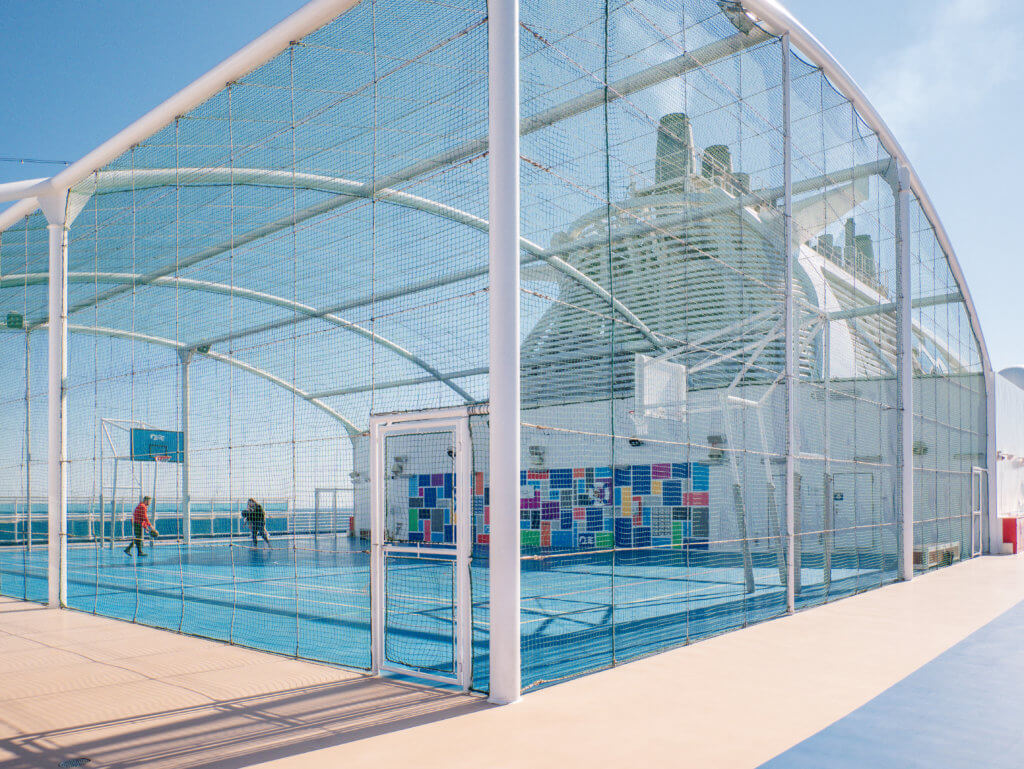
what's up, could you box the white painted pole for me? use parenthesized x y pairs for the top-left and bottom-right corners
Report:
(487, 0), (522, 705)
(180, 350), (192, 545)
(151, 459), (159, 547)
(25, 331), (32, 552)
(98, 420), (104, 546)
(109, 458), (118, 550)
(40, 193), (69, 608)
(368, 421), (383, 676)
(781, 34), (796, 614)
(456, 417), (473, 690)
(985, 366), (998, 554)
(895, 165), (914, 581)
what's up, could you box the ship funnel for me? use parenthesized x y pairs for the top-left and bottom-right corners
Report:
(855, 234), (876, 277)
(702, 144), (733, 184)
(844, 218), (856, 268)
(655, 113), (695, 186)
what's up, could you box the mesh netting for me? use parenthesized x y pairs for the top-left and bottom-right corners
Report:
(908, 198), (986, 570)
(511, 0), (987, 689)
(0, 0), (990, 697)
(1, 0), (491, 687)
(0, 212), (48, 603)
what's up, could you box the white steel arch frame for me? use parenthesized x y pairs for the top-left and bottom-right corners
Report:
(0, 324), (361, 435)
(68, 325), (362, 435)
(2, 271), (476, 404)
(42, 168), (664, 352)
(0, 2), (984, 385)
(0, 0), (523, 706)
(0, 0), (993, 704)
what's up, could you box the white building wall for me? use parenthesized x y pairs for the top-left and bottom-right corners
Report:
(996, 373), (1024, 515)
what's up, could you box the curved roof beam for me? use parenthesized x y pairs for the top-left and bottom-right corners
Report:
(63, 324), (362, 436)
(7, 23), (778, 347)
(740, 0), (991, 379)
(154, 161), (891, 352)
(43, 167), (664, 352)
(0, 20), (769, 234)
(7, 270), (475, 403)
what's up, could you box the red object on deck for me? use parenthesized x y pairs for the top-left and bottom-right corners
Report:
(1002, 517), (1023, 554)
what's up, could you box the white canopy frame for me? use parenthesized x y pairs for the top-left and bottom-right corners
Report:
(0, 0), (995, 706)
(4, 270), (476, 403)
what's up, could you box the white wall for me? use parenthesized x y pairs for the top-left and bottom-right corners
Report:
(996, 374), (1024, 515)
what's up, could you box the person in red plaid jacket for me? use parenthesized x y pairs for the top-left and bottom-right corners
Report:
(124, 496), (157, 556)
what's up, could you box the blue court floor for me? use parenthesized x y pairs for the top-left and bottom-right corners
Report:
(0, 537), (890, 692)
(759, 594), (1024, 768)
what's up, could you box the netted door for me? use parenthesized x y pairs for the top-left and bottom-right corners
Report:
(971, 467), (987, 557)
(370, 412), (471, 688)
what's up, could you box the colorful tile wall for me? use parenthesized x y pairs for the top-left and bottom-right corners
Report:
(481, 462), (710, 550)
(406, 463), (711, 550)
(406, 473), (456, 544)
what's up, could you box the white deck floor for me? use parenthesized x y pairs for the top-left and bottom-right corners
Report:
(2, 555), (1023, 769)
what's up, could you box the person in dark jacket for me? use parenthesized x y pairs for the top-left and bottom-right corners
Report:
(244, 498), (271, 547)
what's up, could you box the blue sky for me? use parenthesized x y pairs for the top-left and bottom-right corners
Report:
(0, 0), (1019, 370)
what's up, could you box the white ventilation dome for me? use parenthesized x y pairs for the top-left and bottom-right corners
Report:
(1000, 367), (1024, 391)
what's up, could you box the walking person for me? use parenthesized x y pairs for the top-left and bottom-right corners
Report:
(124, 495), (157, 556)
(245, 498), (271, 547)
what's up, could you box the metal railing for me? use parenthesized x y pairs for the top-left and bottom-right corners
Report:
(0, 496), (354, 545)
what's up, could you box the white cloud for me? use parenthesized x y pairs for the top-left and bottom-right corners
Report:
(867, 0), (1020, 138)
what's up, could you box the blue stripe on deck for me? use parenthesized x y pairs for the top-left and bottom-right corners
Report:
(759, 597), (1024, 768)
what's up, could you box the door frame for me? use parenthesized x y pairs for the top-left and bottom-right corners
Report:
(971, 466), (987, 558)
(369, 407), (472, 689)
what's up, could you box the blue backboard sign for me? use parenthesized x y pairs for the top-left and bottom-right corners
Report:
(130, 428), (183, 463)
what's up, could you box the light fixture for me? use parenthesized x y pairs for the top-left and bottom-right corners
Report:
(708, 434), (725, 462)
(390, 456), (405, 478)
(528, 445), (545, 467)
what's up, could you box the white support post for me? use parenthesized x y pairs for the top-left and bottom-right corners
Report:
(109, 458), (119, 550)
(98, 422), (104, 546)
(781, 34), (796, 613)
(895, 165), (914, 581)
(985, 368), (998, 554)
(180, 349), (193, 545)
(368, 423), (383, 676)
(487, 0), (522, 705)
(151, 459), (159, 546)
(25, 331), (32, 551)
(40, 192), (70, 608)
